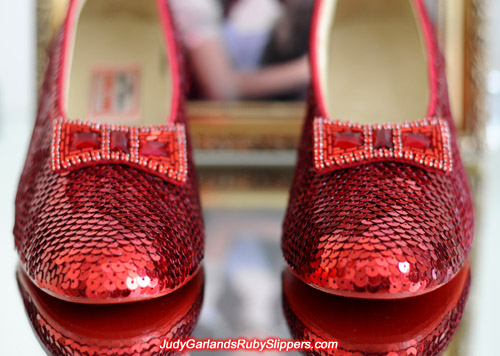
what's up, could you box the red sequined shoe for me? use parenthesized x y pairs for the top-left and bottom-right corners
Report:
(14, 0), (204, 304)
(282, 0), (474, 299)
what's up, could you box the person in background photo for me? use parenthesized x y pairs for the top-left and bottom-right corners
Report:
(170, 0), (313, 100)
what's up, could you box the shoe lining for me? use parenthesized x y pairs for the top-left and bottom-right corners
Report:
(66, 0), (172, 126)
(319, 0), (429, 124)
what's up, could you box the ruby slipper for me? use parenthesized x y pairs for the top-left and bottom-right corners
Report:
(14, 0), (204, 304)
(282, 0), (474, 299)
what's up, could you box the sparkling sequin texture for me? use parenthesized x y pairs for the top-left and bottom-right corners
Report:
(17, 267), (204, 356)
(14, 0), (204, 304)
(282, 265), (471, 356)
(282, 0), (474, 299)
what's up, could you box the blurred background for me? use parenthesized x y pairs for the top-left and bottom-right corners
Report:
(1, 0), (499, 355)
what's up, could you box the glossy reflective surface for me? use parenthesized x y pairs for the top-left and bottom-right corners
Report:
(283, 261), (470, 355)
(17, 267), (204, 356)
(13, 210), (473, 356)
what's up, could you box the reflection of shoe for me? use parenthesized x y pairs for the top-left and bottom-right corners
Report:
(282, 0), (473, 299)
(283, 261), (470, 355)
(17, 266), (204, 355)
(14, 0), (204, 304)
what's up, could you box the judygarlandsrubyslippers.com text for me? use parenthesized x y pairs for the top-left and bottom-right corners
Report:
(160, 338), (339, 352)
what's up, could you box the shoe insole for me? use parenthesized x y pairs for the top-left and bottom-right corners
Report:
(66, 0), (171, 126)
(321, 0), (429, 124)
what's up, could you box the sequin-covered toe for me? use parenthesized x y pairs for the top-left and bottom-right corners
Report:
(283, 160), (472, 298)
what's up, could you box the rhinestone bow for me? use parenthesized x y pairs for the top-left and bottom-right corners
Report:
(51, 117), (188, 183)
(313, 117), (453, 173)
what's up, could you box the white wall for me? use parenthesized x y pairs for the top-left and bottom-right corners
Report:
(0, 1), (39, 355)
(0, 0), (36, 129)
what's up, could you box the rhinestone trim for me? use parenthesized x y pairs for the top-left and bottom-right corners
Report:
(313, 117), (453, 173)
(51, 117), (188, 183)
